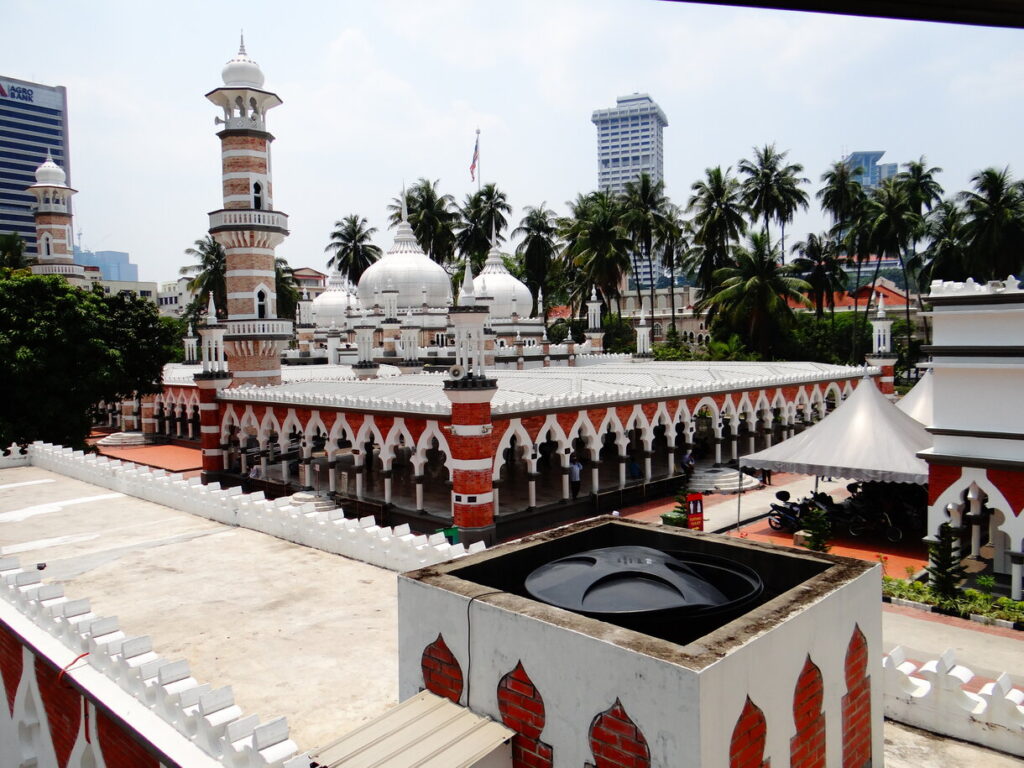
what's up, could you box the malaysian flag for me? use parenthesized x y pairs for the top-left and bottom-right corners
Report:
(469, 133), (479, 181)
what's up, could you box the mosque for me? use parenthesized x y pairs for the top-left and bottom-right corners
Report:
(39, 41), (889, 544)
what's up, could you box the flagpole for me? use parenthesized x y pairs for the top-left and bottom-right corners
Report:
(476, 127), (481, 192)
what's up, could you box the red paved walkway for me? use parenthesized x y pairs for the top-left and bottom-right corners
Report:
(96, 444), (203, 475)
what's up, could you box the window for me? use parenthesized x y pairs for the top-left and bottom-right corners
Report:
(253, 181), (263, 210)
(256, 290), (268, 319)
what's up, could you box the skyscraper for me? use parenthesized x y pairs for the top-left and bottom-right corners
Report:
(0, 76), (71, 251)
(843, 150), (898, 190)
(591, 93), (668, 197)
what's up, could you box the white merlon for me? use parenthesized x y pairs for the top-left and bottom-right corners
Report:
(929, 275), (1022, 297)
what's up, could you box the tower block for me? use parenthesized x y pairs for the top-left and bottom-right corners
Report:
(27, 152), (86, 286)
(205, 38), (291, 387)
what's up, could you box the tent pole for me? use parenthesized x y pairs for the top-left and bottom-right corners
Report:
(814, 475), (819, 494)
(736, 465), (743, 534)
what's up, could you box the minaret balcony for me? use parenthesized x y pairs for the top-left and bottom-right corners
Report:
(209, 209), (289, 234)
(31, 202), (71, 215)
(224, 318), (293, 341)
(32, 263), (85, 277)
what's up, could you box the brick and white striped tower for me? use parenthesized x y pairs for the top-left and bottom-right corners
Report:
(205, 37), (291, 387)
(866, 296), (897, 397)
(26, 152), (86, 286)
(195, 294), (232, 479)
(444, 261), (497, 545)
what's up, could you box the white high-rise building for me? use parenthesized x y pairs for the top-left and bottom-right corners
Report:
(591, 93), (668, 197)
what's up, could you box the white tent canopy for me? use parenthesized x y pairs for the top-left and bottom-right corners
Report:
(741, 379), (931, 484)
(895, 369), (933, 426)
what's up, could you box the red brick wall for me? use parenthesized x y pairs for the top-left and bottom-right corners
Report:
(730, 697), (770, 768)
(97, 708), (159, 768)
(421, 634), (463, 704)
(842, 626), (871, 768)
(588, 699), (650, 768)
(35, 656), (80, 768)
(497, 661), (553, 768)
(987, 468), (1024, 518)
(0, 623), (23, 715)
(927, 464), (962, 505)
(790, 656), (826, 768)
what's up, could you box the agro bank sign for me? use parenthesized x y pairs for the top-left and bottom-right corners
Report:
(0, 80), (65, 110)
(0, 82), (35, 102)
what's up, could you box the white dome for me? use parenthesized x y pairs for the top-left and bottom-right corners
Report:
(358, 217), (452, 310)
(221, 36), (265, 89)
(474, 243), (531, 319)
(34, 153), (66, 187)
(312, 272), (359, 328)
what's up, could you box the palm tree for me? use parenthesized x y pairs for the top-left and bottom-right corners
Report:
(817, 160), (864, 232)
(698, 232), (810, 358)
(685, 166), (747, 298)
(864, 179), (921, 356)
(456, 183), (512, 272)
(621, 172), (671, 316)
(512, 204), (560, 318)
(655, 204), (689, 335)
(180, 236), (227, 319)
(275, 257), (300, 321)
(791, 233), (846, 318)
(324, 214), (382, 284)
(896, 157), (943, 345)
(0, 232), (31, 270)
(560, 191), (632, 315)
(387, 178), (457, 264)
(958, 167), (1024, 281)
(738, 144), (809, 256)
(917, 200), (968, 283)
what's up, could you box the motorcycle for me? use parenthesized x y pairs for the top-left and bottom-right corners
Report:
(768, 490), (806, 533)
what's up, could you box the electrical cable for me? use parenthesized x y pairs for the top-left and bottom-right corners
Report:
(464, 590), (504, 708)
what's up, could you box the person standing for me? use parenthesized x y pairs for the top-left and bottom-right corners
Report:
(569, 454), (584, 500)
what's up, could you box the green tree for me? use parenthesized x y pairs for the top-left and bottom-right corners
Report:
(179, 236), (227, 319)
(776, 313), (870, 365)
(512, 204), (560, 319)
(738, 143), (809, 255)
(801, 505), (831, 552)
(324, 214), (382, 284)
(387, 178), (458, 265)
(917, 200), (969, 282)
(896, 157), (943, 345)
(926, 522), (967, 600)
(685, 166), (748, 297)
(621, 172), (671, 316)
(958, 167), (1024, 281)
(655, 204), (689, 335)
(791, 232), (846, 319)
(818, 160), (864, 233)
(0, 232), (31, 270)
(699, 232), (810, 358)
(560, 191), (632, 315)
(0, 275), (176, 448)
(456, 183), (512, 272)
(275, 257), (300, 321)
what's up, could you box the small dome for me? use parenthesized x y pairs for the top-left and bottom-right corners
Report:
(34, 152), (66, 187)
(312, 271), (359, 328)
(221, 35), (265, 89)
(474, 241), (531, 319)
(358, 213), (452, 310)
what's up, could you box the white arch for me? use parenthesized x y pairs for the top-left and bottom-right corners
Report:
(492, 418), (535, 480)
(382, 417), (416, 465)
(929, 468), (1019, 546)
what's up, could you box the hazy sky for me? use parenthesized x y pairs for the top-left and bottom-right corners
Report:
(7, 1), (1024, 282)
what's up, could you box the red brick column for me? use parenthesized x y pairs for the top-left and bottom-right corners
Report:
(0, 623), (23, 715)
(445, 384), (497, 544)
(194, 375), (229, 478)
(421, 633), (463, 704)
(842, 626), (871, 768)
(866, 355), (896, 396)
(588, 699), (650, 768)
(139, 395), (156, 435)
(730, 697), (770, 768)
(497, 661), (553, 768)
(790, 656), (826, 768)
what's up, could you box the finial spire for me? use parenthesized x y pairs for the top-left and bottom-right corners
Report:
(400, 183), (408, 222)
(460, 259), (476, 306)
(206, 292), (217, 322)
(239, 30), (247, 55)
(490, 219), (496, 249)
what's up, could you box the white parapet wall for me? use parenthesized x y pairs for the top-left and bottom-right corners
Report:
(9, 442), (483, 572)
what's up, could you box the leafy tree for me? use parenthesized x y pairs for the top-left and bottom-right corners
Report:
(0, 275), (176, 448)
(0, 232), (31, 270)
(621, 172), (671, 314)
(896, 157), (943, 347)
(179, 236), (227, 319)
(800, 505), (831, 552)
(655, 203), (689, 334)
(958, 166), (1024, 281)
(917, 200), (969, 282)
(456, 183), (512, 272)
(685, 166), (747, 297)
(926, 522), (967, 600)
(699, 232), (810, 358)
(738, 144), (809, 256)
(776, 313), (870, 365)
(387, 178), (457, 264)
(818, 160), (864, 233)
(275, 257), (300, 321)
(791, 232), (846, 318)
(324, 214), (382, 284)
(600, 314), (635, 354)
(560, 191), (632, 315)
(512, 204), (560, 318)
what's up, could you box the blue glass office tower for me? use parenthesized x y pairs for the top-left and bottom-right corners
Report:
(0, 77), (71, 251)
(843, 151), (897, 190)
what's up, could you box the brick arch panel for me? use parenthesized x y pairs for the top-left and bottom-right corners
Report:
(421, 634), (463, 704)
(97, 708), (159, 768)
(35, 656), (81, 768)
(842, 626), (871, 768)
(791, 656), (826, 768)
(730, 696), (770, 768)
(588, 698), (650, 768)
(0, 624), (22, 715)
(497, 661), (553, 768)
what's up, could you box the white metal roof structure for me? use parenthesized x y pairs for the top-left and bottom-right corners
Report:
(895, 369), (933, 426)
(741, 379), (931, 484)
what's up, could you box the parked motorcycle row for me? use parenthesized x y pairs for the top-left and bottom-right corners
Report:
(768, 482), (927, 543)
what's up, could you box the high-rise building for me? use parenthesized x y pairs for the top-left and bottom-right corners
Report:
(591, 93), (668, 197)
(0, 77), (71, 250)
(72, 247), (139, 281)
(843, 150), (898, 190)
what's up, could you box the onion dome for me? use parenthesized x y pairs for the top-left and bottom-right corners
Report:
(222, 34), (265, 89)
(473, 239), (531, 319)
(33, 150), (67, 187)
(358, 196), (452, 310)
(312, 270), (358, 328)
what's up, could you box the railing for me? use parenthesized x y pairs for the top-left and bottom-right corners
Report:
(33, 263), (85, 276)
(225, 319), (293, 337)
(208, 209), (288, 231)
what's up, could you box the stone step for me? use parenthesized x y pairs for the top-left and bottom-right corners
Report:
(290, 492), (337, 512)
(96, 431), (148, 447)
(687, 467), (762, 495)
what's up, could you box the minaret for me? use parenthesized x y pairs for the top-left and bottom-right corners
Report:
(27, 152), (86, 286)
(205, 36), (291, 387)
(866, 295), (897, 398)
(633, 306), (652, 358)
(444, 259), (497, 545)
(585, 287), (605, 354)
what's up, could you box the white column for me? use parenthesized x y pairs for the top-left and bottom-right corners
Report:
(643, 454), (652, 482)
(415, 478), (424, 511)
(528, 476), (537, 508)
(591, 464), (600, 494)
(715, 442), (723, 465)
(561, 459), (570, 501)
(328, 456), (337, 492)
(1012, 558), (1023, 602)
(384, 472), (392, 504)
(618, 457), (626, 489)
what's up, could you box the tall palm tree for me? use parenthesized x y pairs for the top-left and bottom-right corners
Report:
(324, 214), (382, 284)
(560, 190), (632, 315)
(698, 231), (810, 358)
(817, 160), (864, 232)
(685, 166), (747, 298)
(655, 203), (689, 335)
(917, 200), (968, 283)
(180, 236), (227, 319)
(387, 178), (457, 265)
(896, 157), (943, 345)
(0, 232), (31, 270)
(512, 204), (560, 318)
(791, 232), (846, 318)
(738, 144), (809, 256)
(456, 183), (512, 272)
(958, 167), (1024, 281)
(621, 172), (671, 316)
